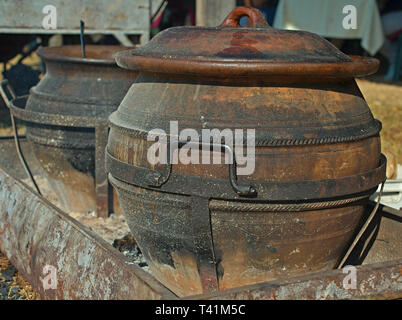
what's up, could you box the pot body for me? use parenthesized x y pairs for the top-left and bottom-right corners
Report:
(107, 72), (383, 297)
(26, 45), (137, 213)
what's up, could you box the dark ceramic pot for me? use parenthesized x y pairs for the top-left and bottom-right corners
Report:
(107, 7), (385, 296)
(13, 45), (138, 213)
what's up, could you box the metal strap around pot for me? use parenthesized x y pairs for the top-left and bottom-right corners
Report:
(190, 196), (219, 293)
(8, 95), (100, 128)
(106, 149), (387, 201)
(109, 121), (383, 148)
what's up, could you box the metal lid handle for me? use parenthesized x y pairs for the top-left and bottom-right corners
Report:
(219, 6), (270, 28)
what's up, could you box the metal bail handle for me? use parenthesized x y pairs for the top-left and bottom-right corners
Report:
(141, 139), (257, 197)
(219, 6), (270, 28)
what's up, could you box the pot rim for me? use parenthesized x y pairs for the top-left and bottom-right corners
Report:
(115, 52), (379, 79)
(37, 45), (132, 65)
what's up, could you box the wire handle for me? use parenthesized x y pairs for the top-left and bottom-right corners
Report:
(0, 80), (42, 195)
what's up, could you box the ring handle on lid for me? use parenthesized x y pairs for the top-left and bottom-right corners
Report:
(220, 6), (270, 28)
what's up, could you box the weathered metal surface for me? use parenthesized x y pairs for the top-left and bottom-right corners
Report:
(188, 259), (402, 300)
(14, 45), (138, 215)
(0, 0), (151, 45)
(0, 167), (177, 300)
(107, 7), (384, 297)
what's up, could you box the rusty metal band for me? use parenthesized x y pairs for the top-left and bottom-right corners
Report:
(209, 193), (373, 212)
(106, 150), (386, 201)
(254, 121), (381, 146)
(108, 120), (382, 147)
(109, 173), (371, 212)
(9, 96), (103, 128)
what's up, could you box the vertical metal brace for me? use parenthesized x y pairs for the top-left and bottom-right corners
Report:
(95, 121), (112, 218)
(190, 196), (219, 293)
(337, 181), (386, 269)
(174, 140), (256, 293)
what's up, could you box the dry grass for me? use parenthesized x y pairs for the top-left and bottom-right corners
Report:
(11, 273), (41, 300)
(0, 252), (11, 270)
(357, 79), (402, 163)
(0, 53), (41, 81)
(0, 126), (26, 136)
(0, 251), (40, 300)
(0, 54), (38, 135)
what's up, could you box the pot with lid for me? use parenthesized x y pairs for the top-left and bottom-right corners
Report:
(7, 45), (138, 214)
(106, 7), (386, 297)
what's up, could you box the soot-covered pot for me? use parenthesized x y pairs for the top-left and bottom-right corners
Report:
(11, 45), (138, 213)
(106, 7), (385, 297)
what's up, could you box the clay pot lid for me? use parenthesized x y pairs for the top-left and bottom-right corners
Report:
(37, 45), (131, 65)
(116, 7), (378, 78)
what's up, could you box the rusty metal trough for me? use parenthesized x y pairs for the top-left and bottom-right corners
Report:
(0, 137), (400, 300)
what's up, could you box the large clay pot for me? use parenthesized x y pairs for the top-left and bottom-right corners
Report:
(12, 45), (138, 213)
(106, 7), (386, 297)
